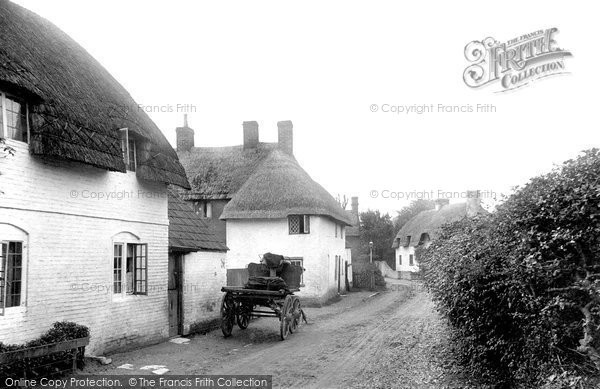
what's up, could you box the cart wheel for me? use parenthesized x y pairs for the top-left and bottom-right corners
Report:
(280, 295), (293, 340)
(237, 303), (251, 330)
(289, 296), (301, 333)
(220, 292), (235, 337)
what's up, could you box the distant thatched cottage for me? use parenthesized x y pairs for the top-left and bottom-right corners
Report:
(176, 120), (352, 304)
(392, 193), (486, 275)
(0, 1), (194, 354)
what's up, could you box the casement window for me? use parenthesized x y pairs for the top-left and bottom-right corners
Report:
(288, 257), (304, 286)
(193, 201), (212, 218)
(335, 224), (338, 238)
(289, 215), (310, 234)
(113, 244), (124, 294)
(0, 241), (23, 311)
(119, 128), (137, 172)
(0, 92), (29, 143)
(113, 243), (147, 295)
(409, 254), (414, 266)
(341, 227), (344, 239)
(398, 255), (402, 266)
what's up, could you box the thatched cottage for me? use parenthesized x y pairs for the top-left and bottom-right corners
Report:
(0, 0), (209, 354)
(176, 120), (352, 303)
(391, 192), (486, 275)
(167, 190), (227, 337)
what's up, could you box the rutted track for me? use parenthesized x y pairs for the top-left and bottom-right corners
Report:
(210, 284), (447, 388)
(89, 282), (464, 388)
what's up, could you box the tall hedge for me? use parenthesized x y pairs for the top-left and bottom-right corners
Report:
(419, 149), (600, 387)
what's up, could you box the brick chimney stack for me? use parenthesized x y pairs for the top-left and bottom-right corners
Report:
(351, 196), (359, 218)
(277, 120), (293, 155)
(243, 121), (259, 150)
(176, 114), (194, 152)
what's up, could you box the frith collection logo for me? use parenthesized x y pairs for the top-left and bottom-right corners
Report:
(463, 28), (572, 92)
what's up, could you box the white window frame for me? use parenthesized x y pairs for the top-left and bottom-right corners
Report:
(119, 128), (137, 172)
(0, 240), (25, 315)
(289, 215), (310, 235)
(0, 91), (30, 143)
(113, 241), (148, 297)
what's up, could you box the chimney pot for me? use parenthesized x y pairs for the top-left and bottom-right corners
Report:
(243, 121), (259, 150)
(277, 120), (293, 155)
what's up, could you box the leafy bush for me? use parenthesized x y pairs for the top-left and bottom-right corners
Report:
(0, 321), (90, 379)
(419, 149), (600, 387)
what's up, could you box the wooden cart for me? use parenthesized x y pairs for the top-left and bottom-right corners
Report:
(220, 257), (306, 340)
(220, 286), (306, 340)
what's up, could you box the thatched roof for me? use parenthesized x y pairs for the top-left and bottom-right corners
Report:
(0, 1), (189, 188)
(392, 203), (484, 248)
(218, 149), (352, 225)
(178, 143), (277, 200)
(168, 189), (227, 252)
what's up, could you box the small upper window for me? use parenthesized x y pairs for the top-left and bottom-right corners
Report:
(120, 128), (137, 172)
(0, 92), (29, 143)
(289, 215), (310, 234)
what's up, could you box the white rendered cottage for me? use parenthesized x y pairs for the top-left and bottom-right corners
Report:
(392, 194), (486, 276)
(177, 121), (352, 304)
(0, 1), (191, 354)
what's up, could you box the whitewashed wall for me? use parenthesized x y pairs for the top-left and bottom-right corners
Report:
(395, 246), (418, 272)
(0, 140), (170, 354)
(181, 250), (227, 334)
(225, 216), (347, 304)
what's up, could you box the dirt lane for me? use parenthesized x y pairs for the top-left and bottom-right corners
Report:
(89, 283), (464, 388)
(209, 284), (451, 388)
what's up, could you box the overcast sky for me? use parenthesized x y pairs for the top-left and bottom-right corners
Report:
(14, 0), (600, 215)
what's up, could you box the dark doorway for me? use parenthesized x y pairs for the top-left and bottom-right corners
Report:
(168, 254), (183, 337)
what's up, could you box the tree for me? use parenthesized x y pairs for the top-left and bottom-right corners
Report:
(419, 148), (600, 387)
(359, 210), (395, 264)
(394, 199), (435, 233)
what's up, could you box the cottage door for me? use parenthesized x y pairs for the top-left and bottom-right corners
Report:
(168, 254), (183, 337)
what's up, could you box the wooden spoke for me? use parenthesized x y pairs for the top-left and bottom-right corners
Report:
(280, 295), (294, 340)
(289, 296), (301, 333)
(220, 292), (235, 337)
(237, 302), (251, 329)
